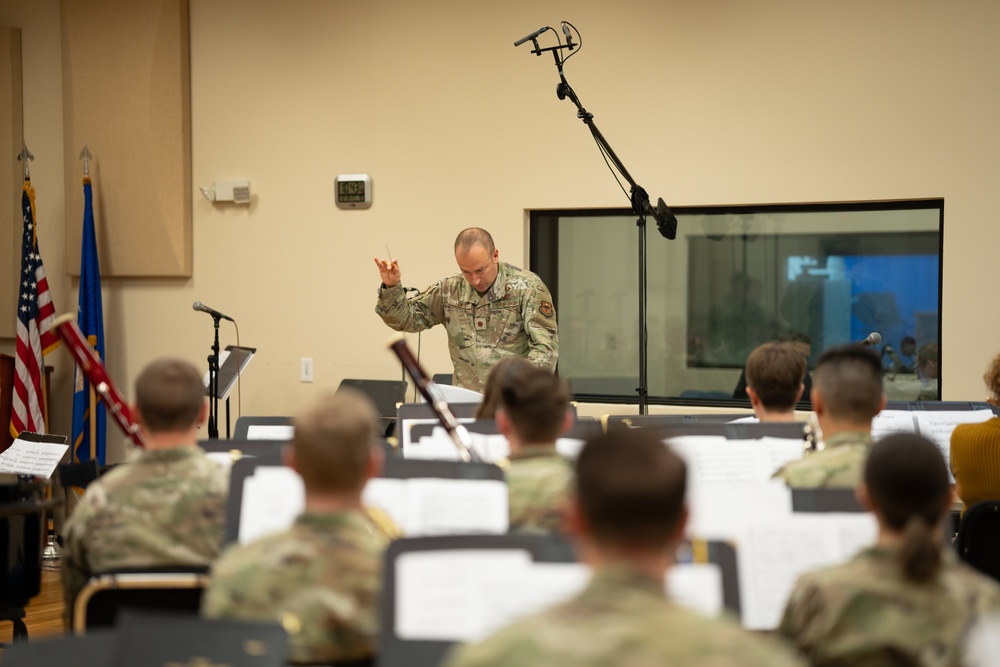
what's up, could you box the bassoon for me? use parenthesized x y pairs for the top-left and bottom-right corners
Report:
(387, 335), (479, 462)
(53, 313), (146, 449)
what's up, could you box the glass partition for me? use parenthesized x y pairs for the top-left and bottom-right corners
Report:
(530, 200), (943, 404)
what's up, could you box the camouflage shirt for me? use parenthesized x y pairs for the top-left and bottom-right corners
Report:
(376, 261), (558, 391)
(775, 431), (873, 488)
(61, 446), (228, 613)
(506, 445), (572, 534)
(201, 509), (387, 665)
(779, 546), (1000, 667)
(442, 563), (805, 667)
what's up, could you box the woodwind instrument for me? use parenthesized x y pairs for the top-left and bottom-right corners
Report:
(803, 411), (824, 455)
(53, 313), (146, 449)
(387, 335), (479, 462)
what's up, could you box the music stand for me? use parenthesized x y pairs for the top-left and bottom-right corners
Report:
(205, 346), (256, 440)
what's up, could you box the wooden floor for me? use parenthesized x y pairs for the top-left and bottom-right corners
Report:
(0, 565), (66, 647)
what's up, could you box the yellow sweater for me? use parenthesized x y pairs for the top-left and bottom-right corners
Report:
(950, 417), (1000, 510)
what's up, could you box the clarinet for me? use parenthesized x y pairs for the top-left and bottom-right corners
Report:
(53, 313), (147, 449)
(386, 335), (479, 462)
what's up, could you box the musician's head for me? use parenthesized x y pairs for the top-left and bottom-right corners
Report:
(745, 342), (807, 419)
(811, 344), (885, 430)
(474, 356), (532, 420)
(454, 227), (499, 293)
(134, 358), (207, 437)
(495, 364), (571, 446)
(568, 429), (688, 560)
(857, 433), (951, 582)
(288, 388), (380, 495)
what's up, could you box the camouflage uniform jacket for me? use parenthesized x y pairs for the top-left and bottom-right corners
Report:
(442, 563), (806, 667)
(201, 509), (387, 665)
(61, 446), (228, 612)
(506, 444), (572, 534)
(775, 431), (873, 488)
(779, 546), (1000, 667)
(376, 261), (558, 391)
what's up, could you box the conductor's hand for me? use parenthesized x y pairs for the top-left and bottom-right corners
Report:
(373, 257), (401, 288)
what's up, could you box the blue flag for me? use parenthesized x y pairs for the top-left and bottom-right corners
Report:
(71, 177), (107, 463)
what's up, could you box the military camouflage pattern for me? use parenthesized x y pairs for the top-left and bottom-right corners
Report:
(506, 445), (572, 534)
(779, 546), (1000, 667)
(202, 510), (387, 665)
(442, 564), (806, 667)
(61, 446), (228, 612)
(376, 261), (558, 391)
(774, 431), (873, 488)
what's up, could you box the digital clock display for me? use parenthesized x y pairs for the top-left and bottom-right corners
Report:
(337, 180), (366, 202)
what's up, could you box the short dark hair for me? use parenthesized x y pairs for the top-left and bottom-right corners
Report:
(454, 228), (495, 255)
(813, 345), (883, 422)
(575, 429), (687, 551)
(745, 343), (807, 411)
(498, 365), (570, 443)
(474, 356), (535, 420)
(984, 352), (1000, 401)
(135, 358), (206, 433)
(864, 433), (950, 582)
(292, 389), (378, 493)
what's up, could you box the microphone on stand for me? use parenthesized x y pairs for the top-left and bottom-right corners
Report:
(514, 26), (550, 47)
(192, 301), (235, 322)
(855, 332), (882, 347)
(561, 22), (575, 49)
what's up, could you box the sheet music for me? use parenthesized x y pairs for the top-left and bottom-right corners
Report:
(667, 563), (724, 617)
(686, 480), (793, 541)
(478, 562), (591, 637)
(555, 437), (585, 459)
(395, 549), (535, 641)
(245, 424), (294, 440)
(871, 410), (918, 440)
(402, 417), (476, 453)
(238, 466), (304, 543)
(0, 438), (69, 478)
(964, 612), (1000, 667)
(668, 437), (804, 484)
(736, 513), (878, 630)
(402, 479), (508, 535)
(914, 410), (993, 479)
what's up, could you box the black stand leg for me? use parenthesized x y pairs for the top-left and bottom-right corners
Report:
(206, 316), (222, 439)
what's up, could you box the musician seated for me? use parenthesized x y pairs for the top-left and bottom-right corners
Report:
(201, 389), (390, 666)
(480, 358), (574, 533)
(441, 430), (803, 667)
(774, 345), (886, 488)
(61, 358), (229, 622)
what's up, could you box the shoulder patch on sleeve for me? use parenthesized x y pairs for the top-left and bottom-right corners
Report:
(539, 301), (554, 318)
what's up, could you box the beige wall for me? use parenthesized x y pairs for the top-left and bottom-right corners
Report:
(2, 0), (999, 456)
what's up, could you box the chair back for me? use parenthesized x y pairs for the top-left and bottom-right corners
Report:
(72, 569), (210, 633)
(955, 501), (1000, 582)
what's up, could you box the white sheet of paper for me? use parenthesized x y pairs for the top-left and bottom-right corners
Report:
(667, 563), (724, 618)
(238, 466), (304, 544)
(555, 437), (585, 459)
(478, 562), (591, 638)
(964, 612), (1000, 667)
(736, 513), (877, 630)
(914, 410), (994, 479)
(871, 410), (918, 440)
(686, 480), (794, 541)
(395, 549), (535, 641)
(403, 478), (509, 535)
(0, 438), (69, 478)
(245, 424), (294, 440)
(361, 478), (407, 529)
(668, 437), (804, 484)
(402, 418), (475, 453)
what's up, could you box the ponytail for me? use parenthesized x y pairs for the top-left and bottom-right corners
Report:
(897, 514), (942, 582)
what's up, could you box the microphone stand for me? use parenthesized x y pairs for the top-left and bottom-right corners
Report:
(206, 315), (222, 439)
(525, 34), (677, 415)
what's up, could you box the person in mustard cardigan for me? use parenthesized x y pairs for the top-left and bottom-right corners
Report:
(950, 352), (1000, 511)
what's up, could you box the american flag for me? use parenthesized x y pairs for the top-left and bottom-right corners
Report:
(10, 180), (59, 438)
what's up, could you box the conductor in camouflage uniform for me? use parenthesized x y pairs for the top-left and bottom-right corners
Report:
(779, 433), (1000, 666)
(202, 389), (389, 665)
(374, 227), (558, 392)
(479, 358), (574, 533)
(775, 345), (885, 488)
(61, 358), (228, 622)
(441, 429), (806, 667)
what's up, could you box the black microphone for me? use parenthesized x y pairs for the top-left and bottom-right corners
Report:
(192, 301), (235, 322)
(855, 332), (882, 347)
(514, 26), (550, 47)
(561, 22), (575, 49)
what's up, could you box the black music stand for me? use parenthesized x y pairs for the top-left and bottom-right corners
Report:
(205, 345), (256, 440)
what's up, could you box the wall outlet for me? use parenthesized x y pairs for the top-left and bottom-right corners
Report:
(300, 358), (314, 383)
